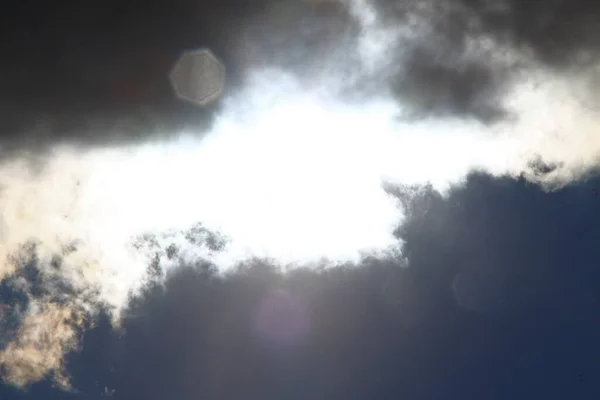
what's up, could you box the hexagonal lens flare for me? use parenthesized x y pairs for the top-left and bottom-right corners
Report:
(169, 49), (225, 106)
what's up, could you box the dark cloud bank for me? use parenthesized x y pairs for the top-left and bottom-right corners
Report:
(0, 0), (356, 154)
(5, 0), (600, 153)
(2, 172), (600, 399)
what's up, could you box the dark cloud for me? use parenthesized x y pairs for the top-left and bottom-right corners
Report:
(368, 0), (600, 123)
(0, 0), (357, 155)
(392, 48), (508, 122)
(14, 172), (591, 399)
(373, 0), (600, 69)
(4, 0), (598, 152)
(0, 0), (243, 152)
(459, 0), (600, 67)
(236, 0), (358, 78)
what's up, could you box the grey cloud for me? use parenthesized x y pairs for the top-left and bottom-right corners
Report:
(0, 0), (359, 156)
(392, 48), (508, 122)
(56, 172), (600, 399)
(458, 0), (600, 67)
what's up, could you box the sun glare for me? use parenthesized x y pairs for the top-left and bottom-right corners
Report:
(56, 75), (520, 270)
(86, 91), (406, 267)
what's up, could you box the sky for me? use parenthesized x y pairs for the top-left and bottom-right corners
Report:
(1, 0), (600, 398)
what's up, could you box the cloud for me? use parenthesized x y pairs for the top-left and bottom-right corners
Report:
(4, 0), (600, 391)
(59, 173), (600, 398)
(0, 0), (357, 156)
(0, 302), (83, 390)
(0, 160), (226, 388)
(456, 0), (600, 67)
